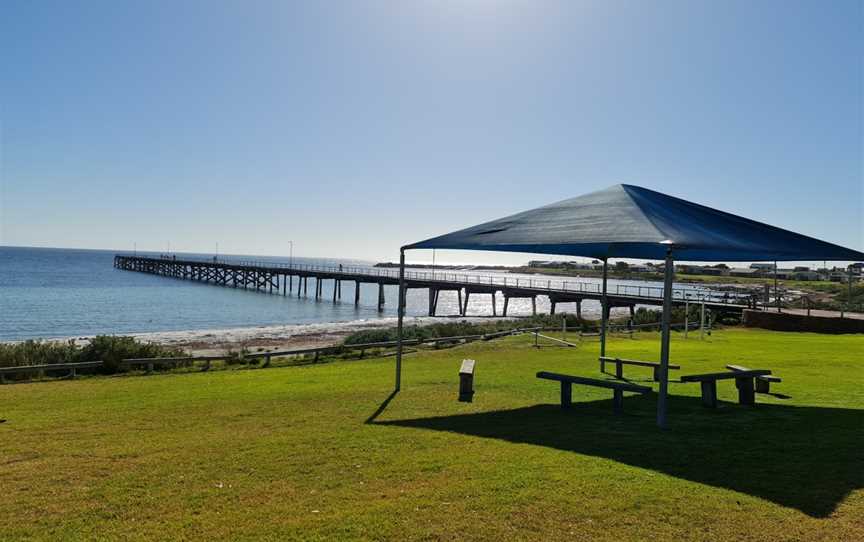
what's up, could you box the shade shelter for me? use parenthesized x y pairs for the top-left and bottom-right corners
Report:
(394, 184), (863, 428)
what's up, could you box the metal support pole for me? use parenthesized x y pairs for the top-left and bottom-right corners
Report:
(657, 248), (675, 429)
(395, 249), (406, 391)
(775, 261), (780, 313)
(684, 299), (689, 339)
(600, 258), (609, 358)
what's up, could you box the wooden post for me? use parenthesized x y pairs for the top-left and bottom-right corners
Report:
(428, 288), (436, 316)
(502, 296), (509, 316)
(550, 300), (556, 315)
(560, 382), (572, 409)
(613, 389), (624, 415)
(462, 290), (470, 316)
(576, 300), (582, 320)
(457, 289), (463, 315)
(657, 248), (674, 428)
(700, 380), (717, 408)
(491, 292), (497, 316)
(737, 377), (755, 405)
(531, 296), (537, 316)
(355, 281), (361, 306)
(378, 283), (385, 311)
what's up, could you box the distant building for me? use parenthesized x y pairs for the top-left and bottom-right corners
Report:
(729, 268), (762, 278)
(793, 271), (820, 281)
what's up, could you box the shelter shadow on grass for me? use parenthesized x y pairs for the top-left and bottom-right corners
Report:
(374, 395), (863, 518)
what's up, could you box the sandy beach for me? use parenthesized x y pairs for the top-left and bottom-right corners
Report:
(19, 315), (511, 356)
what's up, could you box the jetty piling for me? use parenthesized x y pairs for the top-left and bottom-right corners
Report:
(113, 255), (753, 317)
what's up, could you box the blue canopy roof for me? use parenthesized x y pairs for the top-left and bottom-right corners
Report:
(405, 185), (864, 262)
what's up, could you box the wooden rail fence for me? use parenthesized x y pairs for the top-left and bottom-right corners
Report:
(0, 328), (540, 383)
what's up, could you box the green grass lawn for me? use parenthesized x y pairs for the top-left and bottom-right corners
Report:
(1, 329), (862, 541)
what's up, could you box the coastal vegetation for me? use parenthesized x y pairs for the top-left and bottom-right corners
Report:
(0, 336), (184, 371)
(0, 310), (714, 377)
(0, 328), (861, 540)
(343, 306), (712, 346)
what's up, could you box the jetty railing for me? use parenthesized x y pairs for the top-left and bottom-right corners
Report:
(120, 255), (752, 305)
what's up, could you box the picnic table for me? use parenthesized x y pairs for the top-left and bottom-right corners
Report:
(536, 371), (651, 414)
(726, 364), (782, 393)
(681, 368), (772, 408)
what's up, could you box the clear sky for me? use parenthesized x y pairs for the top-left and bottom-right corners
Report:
(1, 0), (861, 266)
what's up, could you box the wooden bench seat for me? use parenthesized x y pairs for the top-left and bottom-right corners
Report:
(599, 356), (681, 382)
(681, 369), (772, 408)
(726, 364), (782, 393)
(536, 371), (651, 414)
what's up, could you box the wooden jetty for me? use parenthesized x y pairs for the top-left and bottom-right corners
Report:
(113, 255), (756, 317)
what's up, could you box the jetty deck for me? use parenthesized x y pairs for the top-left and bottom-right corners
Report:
(113, 255), (756, 316)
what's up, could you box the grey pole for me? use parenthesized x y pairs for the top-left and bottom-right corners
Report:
(775, 261), (780, 313)
(684, 299), (689, 339)
(657, 247), (674, 429)
(600, 258), (609, 358)
(395, 248), (406, 391)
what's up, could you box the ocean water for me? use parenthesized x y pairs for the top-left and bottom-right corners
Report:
(0, 246), (716, 341)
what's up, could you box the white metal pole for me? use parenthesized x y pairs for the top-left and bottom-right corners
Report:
(775, 261), (780, 313)
(684, 299), (689, 339)
(657, 248), (674, 429)
(395, 249), (406, 391)
(600, 258), (609, 359)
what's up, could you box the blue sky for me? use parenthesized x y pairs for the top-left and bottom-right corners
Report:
(1, 0), (861, 266)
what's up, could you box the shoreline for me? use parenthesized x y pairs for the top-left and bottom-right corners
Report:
(4, 316), (515, 356)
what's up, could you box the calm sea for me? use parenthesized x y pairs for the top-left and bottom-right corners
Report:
(0, 246), (714, 341)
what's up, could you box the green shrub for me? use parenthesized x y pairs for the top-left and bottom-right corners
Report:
(0, 336), (185, 373)
(76, 336), (185, 373)
(0, 340), (80, 368)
